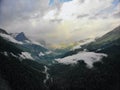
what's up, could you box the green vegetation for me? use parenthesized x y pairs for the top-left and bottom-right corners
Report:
(0, 35), (46, 90)
(0, 26), (120, 90)
(47, 42), (120, 90)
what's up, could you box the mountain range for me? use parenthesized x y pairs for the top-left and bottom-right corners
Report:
(0, 25), (120, 90)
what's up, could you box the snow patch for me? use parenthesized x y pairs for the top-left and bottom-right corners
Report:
(4, 52), (8, 56)
(0, 34), (23, 44)
(24, 40), (31, 43)
(0, 51), (9, 56)
(72, 39), (94, 50)
(19, 52), (33, 60)
(72, 46), (81, 50)
(10, 53), (18, 58)
(55, 51), (107, 68)
(45, 51), (52, 54)
(30, 40), (45, 48)
(96, 49), (102, 51)
(39, 52), (45, 56)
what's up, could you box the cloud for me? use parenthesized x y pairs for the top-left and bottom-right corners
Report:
(0, 0), (49, 25)
(0, 0), (2, 5)
(0, 0), (2, 4)
(79, 0), (85, 3)
(113, 12), (120, 18)
(0, 0), (120, 48)
(77, 14), (89, 18)
(58, 0), (114, 19)
(55, 51), (107, 68)
(0, 0), (3, 13)
(50, 19), (63, 23)
(0, 0), (58, 40)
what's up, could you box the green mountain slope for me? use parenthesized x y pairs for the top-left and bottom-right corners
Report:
(0, 26), (120, 90)
(47, 26), (120, 90)
(62, 25), (120, 57)
(84, 25), (120, 51)
(0, 30), (47, 90)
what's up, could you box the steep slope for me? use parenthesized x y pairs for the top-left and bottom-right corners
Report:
(0, 29), (47, 90)
(61, 25), (120, 58)
(48, 47), (120, 90)
(14, 32), (56, 63)
(0, 28), (8, 34)
(84, 25), (120, 51)
(0, 35), (22, 56)
(0, 29), (55, 64)
(47, 26), (120, 90)
(95, 26), (120, 45)
(1, 26), (120, 90)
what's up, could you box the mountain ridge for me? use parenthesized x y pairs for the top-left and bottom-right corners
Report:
(0, 26), (120, 90)
(0, 28), (8, 34)
(15, 32), (29, 41)
(60, 25), (120, 58)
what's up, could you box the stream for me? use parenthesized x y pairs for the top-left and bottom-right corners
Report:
(43, 66), (50, 84)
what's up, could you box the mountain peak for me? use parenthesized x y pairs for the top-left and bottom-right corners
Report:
(0, 28), (8, 34)
(15, 32), (28, 41)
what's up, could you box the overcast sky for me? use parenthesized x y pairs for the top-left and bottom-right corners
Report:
(0, 0), (120, 48)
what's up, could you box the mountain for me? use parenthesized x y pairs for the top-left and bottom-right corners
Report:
(61, 26), (120, 58)
(1, 30), (55, 64)
(0, 26), (120, 90)
(14, 33), (55, 64)
(0, 28), (8, 34)
(71, 38), (94, 50)
(83, 25), (120, 51)
(39, 40), (47, 47)
(15, 32), (28, 41)
(48, 25), (120, 90)
(0, 29), (48, 90)
(96, 26), (120, 43)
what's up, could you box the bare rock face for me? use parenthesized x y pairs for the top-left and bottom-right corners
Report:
(15, 32), (28, 41)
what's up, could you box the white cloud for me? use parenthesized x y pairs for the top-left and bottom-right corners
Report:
(45, 0), (114, 20)
(55, 51), (107, 68)
(42, 0), (120, 44)
(39, 52), (45, 57)
(0, 0), (120, 47)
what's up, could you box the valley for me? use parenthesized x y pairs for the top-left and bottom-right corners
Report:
(0, 26), (120, 90)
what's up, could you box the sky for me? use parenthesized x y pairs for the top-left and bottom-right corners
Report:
(0, 0), (120, 48)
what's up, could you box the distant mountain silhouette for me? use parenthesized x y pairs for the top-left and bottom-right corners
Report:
(15, 32), (28, 41)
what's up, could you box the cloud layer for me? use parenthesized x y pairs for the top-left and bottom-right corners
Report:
(0, 0), (120, 48)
